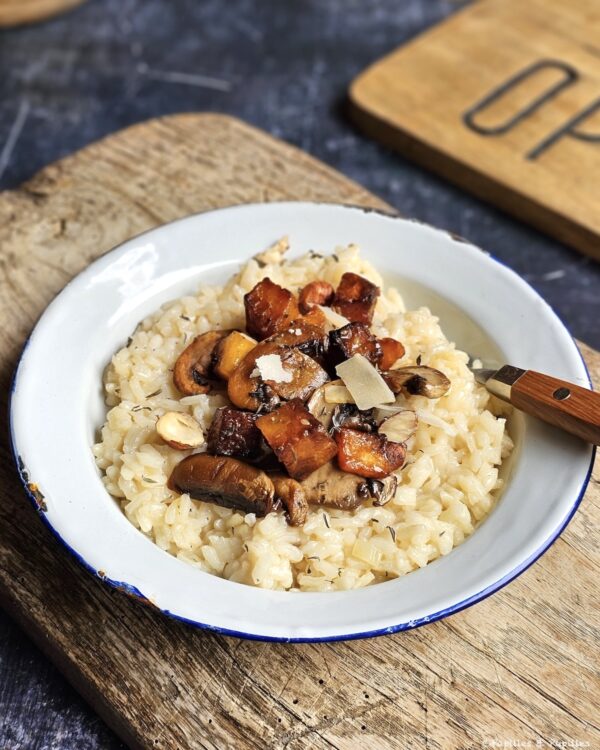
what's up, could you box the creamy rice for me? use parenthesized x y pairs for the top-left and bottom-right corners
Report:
(93, 242), (513, 591)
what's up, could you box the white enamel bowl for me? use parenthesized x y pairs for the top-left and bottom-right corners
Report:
(10, 202), (594, 641)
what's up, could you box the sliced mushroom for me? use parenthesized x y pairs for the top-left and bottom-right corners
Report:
(306, 383), (338, 429)
(256, 399), (338, 480)
(299, 280), (335, 313)
(335, 427), (406, 479)
(378, 337), (406, 370)
(213, 331), (257, 381)
(362, 476), (399, 507)
(244, 278), (301, 340)
(378, 409), (418, 443)
(328, 322), (382, 371)
(267, 320), (328, 361)
(173, 330), (229, 395)
(156, 412), (205, 451)
(332, 403), (377, 432)
(168, 454), (275, 515)
(207, 407), (263, 460)
(382, 366), (451, 399)
(228, 342), (328, 411)
(332, 272), (380, 325)
(271, 474), (309, 526)
(300, 462), (397, 510)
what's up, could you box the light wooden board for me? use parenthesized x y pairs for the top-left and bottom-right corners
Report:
(0, 0), (84, 26)
(349, 0), (600, 260)
(0, 114), (598, 750)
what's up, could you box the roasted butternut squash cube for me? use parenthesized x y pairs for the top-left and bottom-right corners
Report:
(213, 331), (257, 381)
(244, 278), (301, 340)
(335, 427), (406, 479)
(256, 400), (337, 480)
(328, 322), (382, 369)
(332, 272), (380, 325)
(207, 407), (263, 460)
(378, 337), (406, 370)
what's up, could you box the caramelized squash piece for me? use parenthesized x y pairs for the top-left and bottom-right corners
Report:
(213, 331), (257, 381)
(271, 474), (309, 526)
(301, 306), (328, 328)
(328, 322), (382, 369)
(207, 407), (262, 460)
(256, 399), (337, 480)
(299, 280), (334, 313)
(267, 320), (328, 361)
(168, 454), (275, 515)
(332, 272), (380, 325)
(335, 427), (406, 479)
(173, 330), (229, 395)
(244, 278), (301, 340)
(378, 337), (406, 370)
(228, 342), (328, 411)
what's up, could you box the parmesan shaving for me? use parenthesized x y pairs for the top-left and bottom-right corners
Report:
(255, 354), (293, 383)
(317, 305), (350, 329)
(415, 408), (457, 436)
(335, 354), (395, 411)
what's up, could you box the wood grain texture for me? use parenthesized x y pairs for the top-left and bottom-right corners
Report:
(0, 0), (84, 26)
(349, 0), (600, 260)
(0, 113), (598, 750)
(511, 370), (600, 445)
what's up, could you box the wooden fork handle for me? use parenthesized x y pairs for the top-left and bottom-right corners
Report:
(506, 369), (600, 445)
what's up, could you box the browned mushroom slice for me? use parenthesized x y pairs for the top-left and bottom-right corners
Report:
(213, 331), (257, 381)
(244, 278), (301, 340)
(328, 322), (382, 370)
(256, 399), (338, 480)
(306, 383), (338, 429)
(207, 407), (262, 460)
(331, 403), (377, 432)
(271, 474), (308, 526)
(332, 272), (380, 325)
(378, 337), (406, 370)
(168, 454), (275, 515)
(267, 320), (328, 361)
(300, 462), (397, 510)
(299, 280), (335, 313)
(335, 428), (406, 479)
(173, 330), (229, 395)
(382, 366), (451, 399)
(228, 342), (328, 411)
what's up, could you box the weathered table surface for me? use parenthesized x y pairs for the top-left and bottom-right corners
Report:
(0, 112), (598, 750)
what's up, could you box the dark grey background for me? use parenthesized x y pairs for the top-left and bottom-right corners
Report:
(1, 0), (598, 747)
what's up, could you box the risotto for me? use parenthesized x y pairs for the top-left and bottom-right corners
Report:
(93, 241), (513, 591)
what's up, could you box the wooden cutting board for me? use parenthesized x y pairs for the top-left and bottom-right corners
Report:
(0, 0), (85, 26)
(350, 0), (600, 260)
(0, 114), (598, 750)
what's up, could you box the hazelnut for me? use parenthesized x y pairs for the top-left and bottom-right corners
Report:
(156, 411), (205, 451)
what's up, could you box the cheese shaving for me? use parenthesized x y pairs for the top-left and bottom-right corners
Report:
(317, 305), (350, 329)
(335, 354), (395, 411)
(255, 354), (293, 383)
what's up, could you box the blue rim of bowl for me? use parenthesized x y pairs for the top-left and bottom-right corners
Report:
(8, 204), (597, 643)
